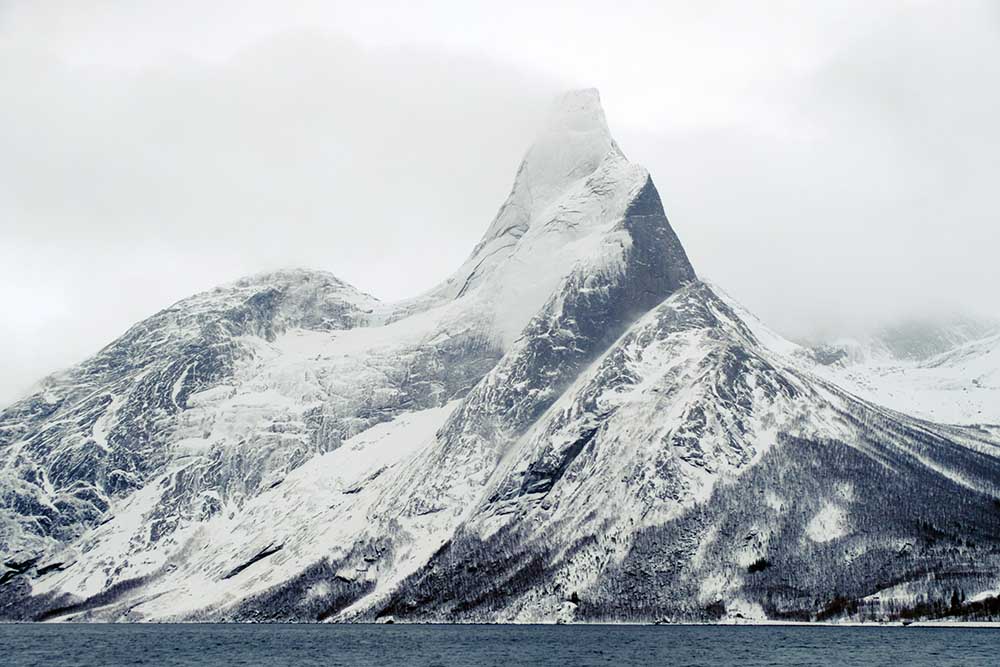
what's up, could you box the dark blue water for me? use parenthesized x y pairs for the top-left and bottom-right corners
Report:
(2, 623), (997, 666)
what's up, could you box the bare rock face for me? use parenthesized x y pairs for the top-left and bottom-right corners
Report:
(2, 90), (999, 624)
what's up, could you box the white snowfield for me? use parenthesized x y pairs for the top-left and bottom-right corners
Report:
(3, 89), (1000, 624)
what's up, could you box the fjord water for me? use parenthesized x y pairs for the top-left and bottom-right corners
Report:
(2, 624), (996, 666)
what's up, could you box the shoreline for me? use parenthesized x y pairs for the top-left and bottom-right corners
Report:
(1, 619), (999, 628)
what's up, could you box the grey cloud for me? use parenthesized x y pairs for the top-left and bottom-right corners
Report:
(619, 2), (1000, 339)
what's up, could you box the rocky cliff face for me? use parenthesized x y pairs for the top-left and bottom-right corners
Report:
(2, 90), (999, 624)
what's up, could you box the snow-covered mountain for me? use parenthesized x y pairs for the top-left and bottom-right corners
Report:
(3, 90), (999, 624)
(814, 316), (999, 365)
(803, 318), (1000, 426)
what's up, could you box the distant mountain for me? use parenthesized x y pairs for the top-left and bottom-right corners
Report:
(803, 318), (1000, 425)
(3, 90), (999, 624)
(803, 315), (998, 365)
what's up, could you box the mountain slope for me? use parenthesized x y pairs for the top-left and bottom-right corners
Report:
(373, 284), (1000, 623)
(2, 90), (999, 624)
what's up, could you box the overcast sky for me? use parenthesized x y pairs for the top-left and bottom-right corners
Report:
(2, 0), (999, 406)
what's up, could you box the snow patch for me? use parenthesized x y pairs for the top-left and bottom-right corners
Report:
(764, 490), (785, 511)
(805, 502), (848, 543)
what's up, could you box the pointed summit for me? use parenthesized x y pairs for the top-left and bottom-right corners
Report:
(453, 87), (638, 274)
(519, 88), (623, 209)
(393, 88), (693, 347)
(540, 88), (615, 143)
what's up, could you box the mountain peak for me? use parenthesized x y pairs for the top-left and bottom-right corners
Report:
(544, 88), (611, 134)
(390, 87), (654, 335)
(523, 88), (623, 201)
(466, 87), (628, 253)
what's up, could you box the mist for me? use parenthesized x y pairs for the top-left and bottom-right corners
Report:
(2, 0), (999, 406)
